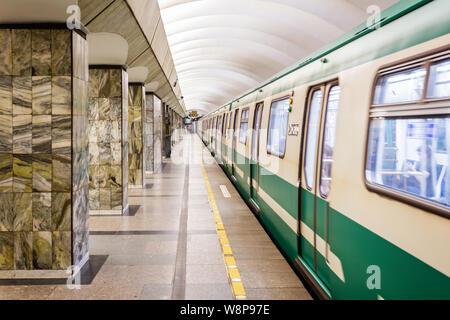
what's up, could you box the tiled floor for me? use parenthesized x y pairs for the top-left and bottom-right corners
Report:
(0, 134), (312, 300)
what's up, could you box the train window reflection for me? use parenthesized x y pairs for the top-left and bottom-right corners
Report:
(373, 67), (426, 105)
(320, 86), (341, 197)
(239, 108), (249, 144)
(305, 90), (323, 189)
(267, 98), (290, 157)
(366, 117), (450, 208)
(427, 59), (450, 99)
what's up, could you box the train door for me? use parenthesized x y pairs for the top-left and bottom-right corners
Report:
(217, 115), (223, 161)
(250, 102), (264, 211)
(222, 114), (228, 165)
(299, 81), (340, 290)
(231, 110), (239, 183)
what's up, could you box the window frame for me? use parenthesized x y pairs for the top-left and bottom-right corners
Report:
(266, 96), (291, 159)
(239, 107), (250, 145)
(365, 46), (450, 219)
(318, 82), (340, 199)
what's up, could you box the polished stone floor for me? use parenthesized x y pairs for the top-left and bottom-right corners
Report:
(0, 134), (311, 300)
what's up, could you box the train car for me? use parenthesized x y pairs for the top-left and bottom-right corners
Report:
(198, 0), (450, 300)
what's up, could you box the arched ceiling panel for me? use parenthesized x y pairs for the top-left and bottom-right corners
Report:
(158, 0), (399, 115)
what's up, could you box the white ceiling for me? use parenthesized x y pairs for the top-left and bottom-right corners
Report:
(158, 0), (399, 114)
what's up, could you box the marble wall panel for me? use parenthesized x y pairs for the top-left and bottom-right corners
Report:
(52, 115), (72, 154)
(0, 154), (12, 192)
(33, 231), (52, 269)
(52, 76), (71, 115)
(144, 93), (154, 173)
(32, 154), (52, 192)
(32, 115), (51, 153)
(0, 115), (13, 153)
(128, 84), (144, 187)
(12, 30), (31, 76)
(51, 30), (71, 76)
(31, 30), (51, 76)
(13, 77), (32, 115)
(0, 76), (12, 114)
(13, 192), (32, 232)
(32, 76), (51, 115)
(13, 115), (32, 153)
(32, 193), (51, 231)
(14, 231), (33, 270)
(52, 231), (71, 270)
(13, 154), (32, 192)
(0, 232), (14, 269)
(0, 30), (12, 76)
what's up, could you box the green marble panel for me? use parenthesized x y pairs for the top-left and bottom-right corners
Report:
(110, 165), (122, 188)
(52, 231), (71, 270)
(31, 30), (51, 76)
(52, 115), (71, 154)
(0, 154), (12, 192)
(13, 154), (32, 192)
(98, 98), (110, 120)
(89, 189), (99, 210)
(0, 75), (12, 114)
(110, 98), (121, 120)
(32, 115), (51, 153)
(13, 114), (32, 154)
(52, 154), (71, 192)
(32, 231), (52, 269)
(89, 142), (99, 165)
(110, 120), (121, 143)
(98, 120), (111, 144)
(98, 69), (111, 98)
(0, 30), (12, 75)
(109, 69), (122, 98)
(88, 120), (99, 143)
(52, 192), (71, 231)
(0, 193), (13, 231)
(0, 232), (13, 270)
(14, 231), (33, 270)
(88, 69), (101, 98)
(32, 76), (51, 115)
(111, 142), (121, 165)
(99, 143), (111, 165)
(12, 30), (31, 76)
(111, 186), (122, 210)
(99, 188), (111, 210)
(32, 193), (51, 231)
(98, 165), (110, 188)
(12, 76), (32, 115)
(13, 193), (32, 232)
(32, 154), (52, 192)
(88, 98), (99, 120)
(52, 76), (71, 115)
(51, 30), (71, 76)
(89, 165), (99, 189)
(0, 115), (12, 152)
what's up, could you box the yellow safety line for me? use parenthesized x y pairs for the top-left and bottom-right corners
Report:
(200, 150), (247, 301)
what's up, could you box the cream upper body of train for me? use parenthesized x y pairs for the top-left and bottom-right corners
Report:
(198, 0), (450, 299)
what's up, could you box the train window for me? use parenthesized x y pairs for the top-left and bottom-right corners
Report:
(366, 117), (450, 209)
(373, 66), (426, 105)
(267, 98), (290, 157)
(319, 86), (341, 197)
(305, 90), (323, 189)
(239, 108), (250, 144)
(367, 49), (450, 217)
(427, 58), (450, 99)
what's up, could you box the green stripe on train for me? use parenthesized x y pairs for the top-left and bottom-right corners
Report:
(215, 146), (450, 300)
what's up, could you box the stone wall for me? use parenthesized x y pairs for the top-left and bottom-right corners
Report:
(128, 84), (145, 187)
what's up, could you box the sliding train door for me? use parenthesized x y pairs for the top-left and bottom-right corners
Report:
(299, 81), (340, 291)
(231, 110), (239, 183)
(250, 102), (264, 210)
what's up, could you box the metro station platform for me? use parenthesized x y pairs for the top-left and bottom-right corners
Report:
(0, 134), (311, 300)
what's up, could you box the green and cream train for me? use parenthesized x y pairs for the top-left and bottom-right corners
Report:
(198, 0), (450, 300)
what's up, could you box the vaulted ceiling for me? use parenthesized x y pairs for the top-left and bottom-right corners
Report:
(158, 0), (399, 115)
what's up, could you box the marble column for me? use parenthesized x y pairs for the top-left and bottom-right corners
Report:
(144, 92), (154, 174)
(88, 66), (129, 216)
(154, 97), (163, 174)
(128, 83), (145, 188)
(0, 26), (89, 277)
